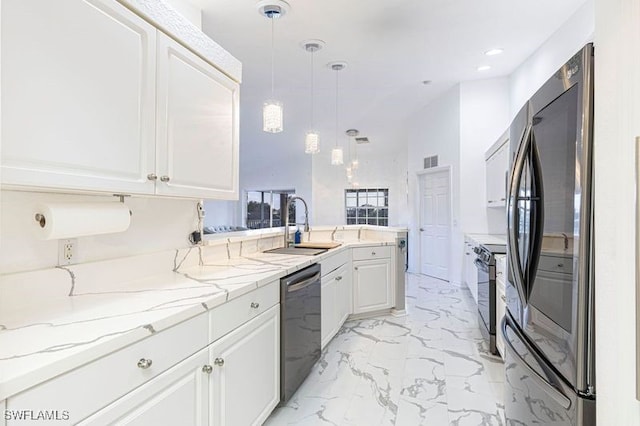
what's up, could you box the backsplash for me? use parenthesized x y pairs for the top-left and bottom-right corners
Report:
(0, 190), (200, 275)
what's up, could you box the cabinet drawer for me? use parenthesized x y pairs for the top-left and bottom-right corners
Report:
(538, 254), (573, 274)
(320, 249), (351, 277)
(7, 313), (208, 424)
(352, 246), (391, 261)
(209, 280), (279, 342)
(325, 262), (349, 283)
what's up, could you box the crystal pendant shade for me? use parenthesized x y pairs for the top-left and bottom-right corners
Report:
(331, 148), (344, 165)
(263, 100), (283, 133)
(305, 131), (320, 154)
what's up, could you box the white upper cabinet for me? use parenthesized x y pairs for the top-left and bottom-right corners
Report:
(485, 132), (509, 208)
(1, 0), (240, 200)
(155, 33), (239, 199)
(1, 0), (157, 195)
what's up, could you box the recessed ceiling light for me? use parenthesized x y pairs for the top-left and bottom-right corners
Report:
(477, 65), (491, 72)
(485, 48), (504, 56)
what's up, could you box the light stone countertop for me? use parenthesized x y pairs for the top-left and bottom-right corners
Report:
(0, 238), (397, 401)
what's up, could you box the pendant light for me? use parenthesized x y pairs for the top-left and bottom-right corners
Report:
(329, 62), (347, 165)
(302, 40), (324, 154)
(258, 1), (289, 133)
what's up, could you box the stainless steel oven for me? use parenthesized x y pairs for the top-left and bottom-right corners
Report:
(280, 264), (321, 403)
(475, 243), (505, 355)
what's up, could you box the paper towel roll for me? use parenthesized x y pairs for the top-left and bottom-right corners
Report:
(34, 202), (131, 240)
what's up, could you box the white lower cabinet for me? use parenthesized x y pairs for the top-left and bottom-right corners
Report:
(352, 258), (392, 315)
(495, 255), (507, 360)
(209, 305), (280, 426)
(79, 348), (210, 425)
(321, 263), (351, 348)
(462, 239), (479, 304)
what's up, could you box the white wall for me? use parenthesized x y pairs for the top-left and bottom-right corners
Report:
(459, 78), (510, 237)
(594, 0), (640, 423)
(0, 191), (199, 275)
(509, 0), (594, 118)
(311, 134), (409, 227)
(407, 85), (461, 278)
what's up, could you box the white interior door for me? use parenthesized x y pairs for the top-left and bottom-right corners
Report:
(419, 170), (451, 280)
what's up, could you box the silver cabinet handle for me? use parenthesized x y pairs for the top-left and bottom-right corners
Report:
(335, 276), (342, 281)
(250, 302), (260, 309)
(488, 200), (495, 204)
(160, 176), (171, 182)
(202, 365), (213, 374)
(557, 264), (564, 268)
(500, 198), (506, 201)
(419, 228), (425, 231)
(137, 358), (153, 369)
(371, 251), (376, 256)
(214, 358), (224, 367)
(147, 173), (157, 181)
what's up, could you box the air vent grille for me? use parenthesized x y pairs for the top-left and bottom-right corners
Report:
(423, 155), (439, 169)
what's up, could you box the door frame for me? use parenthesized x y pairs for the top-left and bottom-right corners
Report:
(416, 165), (453, 282)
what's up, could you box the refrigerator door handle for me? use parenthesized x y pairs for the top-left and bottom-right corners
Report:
(507, 123), (531, 306)
(501, 315), (571, 410)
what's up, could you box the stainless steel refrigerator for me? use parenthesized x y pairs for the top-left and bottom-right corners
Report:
(503, 43), (595, 425)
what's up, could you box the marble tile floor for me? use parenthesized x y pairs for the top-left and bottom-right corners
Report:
(265, 273), (505, 426)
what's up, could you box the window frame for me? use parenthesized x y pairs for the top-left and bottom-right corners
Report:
(345, 188), (389, 226)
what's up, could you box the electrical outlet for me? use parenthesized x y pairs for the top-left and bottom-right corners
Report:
(58, 238), (77, 265)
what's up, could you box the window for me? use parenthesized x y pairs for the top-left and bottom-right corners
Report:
(246, 190), (295, 229)
(345, 188), (389, 226)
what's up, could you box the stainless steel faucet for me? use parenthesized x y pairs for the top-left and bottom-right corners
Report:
(284, 196), (310, 247)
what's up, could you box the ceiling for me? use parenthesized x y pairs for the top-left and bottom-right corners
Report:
(199, 0), (587, 155)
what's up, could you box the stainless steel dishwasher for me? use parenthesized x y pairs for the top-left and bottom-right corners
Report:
(280, 263), (321, 403)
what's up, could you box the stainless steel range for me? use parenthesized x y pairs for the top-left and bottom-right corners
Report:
(475, 243), (506, 355)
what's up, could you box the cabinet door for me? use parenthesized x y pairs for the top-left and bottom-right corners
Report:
(209, 305), (279, 426)
(321, 275), (337, 349)
(336, 266), (352, 327)
(352, 259), (392, 314)
(156, 32), (239, 199)
(1, 0), (156, 194)
(486, 143), (509, 208)
(78, 348), (209, 426)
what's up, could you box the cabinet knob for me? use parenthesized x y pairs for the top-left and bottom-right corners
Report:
(501, 295), (507, 302)
(335, 276), (342, 281)
(160, 175), (171, 182)
(202, 364), (213, 374)
(488, 200), (495, 204)
(137, 358), (153, 369)
(500, 198), (506, 201)
(371, 251), (376, 256)
(147, 173), (158, 181)
(250, 302), (260, 309)
(557, 264), (564, 268)
(419, 228), (425, 232)
(214, 357), (225, 367)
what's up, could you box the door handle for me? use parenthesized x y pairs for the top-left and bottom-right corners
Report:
(507, 122), (532, 307)
(501, 316), (571, 409)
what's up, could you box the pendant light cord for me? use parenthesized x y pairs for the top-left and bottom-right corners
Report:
(335, 69), (339, 148)
(310, 49), (315, 128)
(270, 17), (275, 98)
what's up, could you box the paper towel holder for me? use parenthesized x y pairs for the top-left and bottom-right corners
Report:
(113, 194), (133, 216)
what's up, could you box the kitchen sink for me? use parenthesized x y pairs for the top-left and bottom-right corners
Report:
(263, 247), (328, 256)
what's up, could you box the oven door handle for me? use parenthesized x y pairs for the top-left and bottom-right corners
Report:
(287, 273), (321, 292)
(501, 315), (571, 409)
